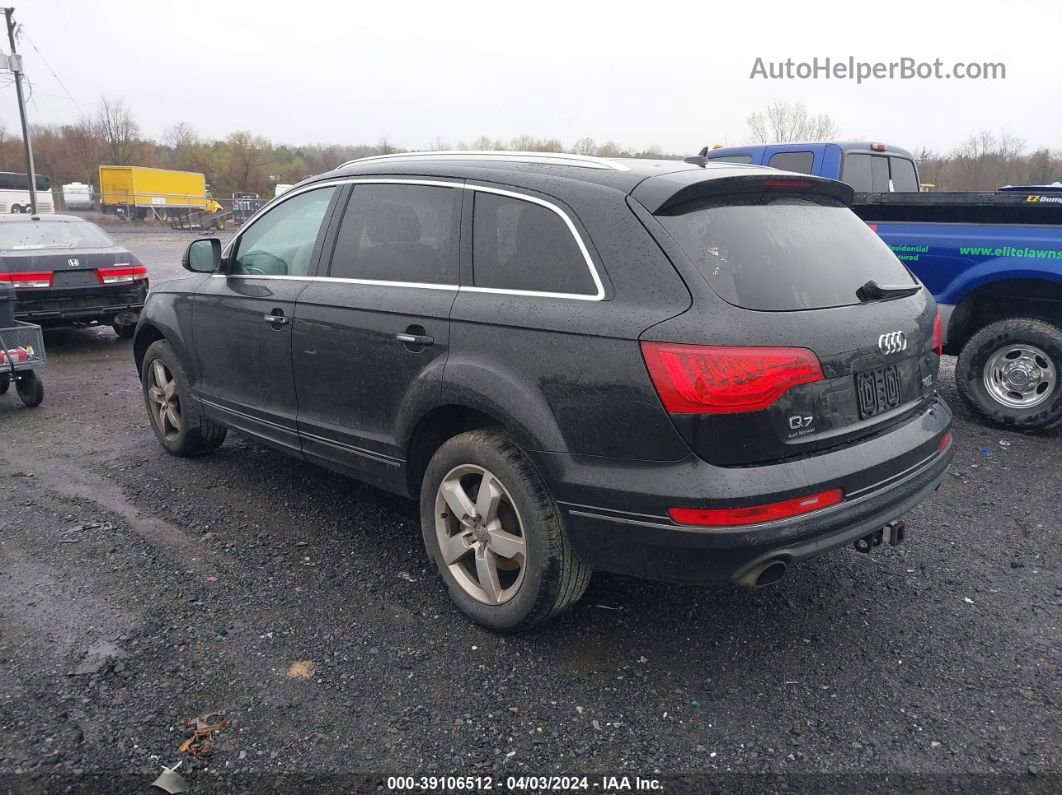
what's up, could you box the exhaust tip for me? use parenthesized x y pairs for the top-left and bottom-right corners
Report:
(754, 560), (788, 588)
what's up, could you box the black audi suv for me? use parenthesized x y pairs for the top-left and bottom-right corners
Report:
(133, 151), (952, 631)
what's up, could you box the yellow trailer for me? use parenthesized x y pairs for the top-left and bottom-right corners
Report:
(98, 166), (222, 219)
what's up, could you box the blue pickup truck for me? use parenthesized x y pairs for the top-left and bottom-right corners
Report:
(696, 141), (1062, 432)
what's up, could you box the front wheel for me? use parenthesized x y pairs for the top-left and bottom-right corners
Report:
(15, 371), (43, 407)
(141, 339), (227, 455)
(420, 429), (591, 632)
(956, 317), (1062, 432)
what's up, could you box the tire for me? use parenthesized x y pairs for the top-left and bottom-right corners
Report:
(420, 429), (591, 632)
(112, 322), (136, 339)
(141, 339), (227, 455)
(956, 317), (1062, 432)
(0, 374), (8, 395)
(15, 371), (43, 407)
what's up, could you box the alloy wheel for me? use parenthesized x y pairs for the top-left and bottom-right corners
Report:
(434, 464), (527, 605)
(147, 358), (182, 441)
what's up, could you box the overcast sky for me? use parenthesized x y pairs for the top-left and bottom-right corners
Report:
(4, 0), (1058, 155)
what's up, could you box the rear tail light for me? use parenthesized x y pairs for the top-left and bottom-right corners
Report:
(96, 265), (148, 285)
(669, 488), (844, 527)
(0, 271), (53, 288)
(938, 430), (952, 452)
(931, 312), (943, 356)
(641, 342), (824, 414)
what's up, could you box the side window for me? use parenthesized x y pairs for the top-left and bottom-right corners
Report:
(328, 184), (459, 284)
(842, 153), (872, 192)
(768, 151), (815, 174)
(231, 187), (336, 276)
(472, 192), (596, 296)
(870, 155), (891, 192)
(889, 157), (918, 191)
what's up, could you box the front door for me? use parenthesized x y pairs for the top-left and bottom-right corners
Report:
(193, 186), (339, 452)
(293, 181), (462, 490)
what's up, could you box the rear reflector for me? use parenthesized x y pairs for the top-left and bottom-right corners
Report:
(96, 265), (148, 285)
(0, 271), (53, 288)
(669, 488), (844, 527)
(932, 312), (943, 356)
(641, 342), (824, 414)
(938, 431), (952, 452)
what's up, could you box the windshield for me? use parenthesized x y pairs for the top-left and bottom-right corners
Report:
(656, 194), (916, 311)
(0, 220), (115, 251)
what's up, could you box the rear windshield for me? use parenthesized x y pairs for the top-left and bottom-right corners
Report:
(0, 220), (115, 251)
(657, 194), (915, 311)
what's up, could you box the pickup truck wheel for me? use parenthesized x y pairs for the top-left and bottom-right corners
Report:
(957, 318), (1062, 432)
(420, 429), (591, 632)
(141, 339), (227, 455)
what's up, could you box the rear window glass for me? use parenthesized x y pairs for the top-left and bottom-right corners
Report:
(472, 192), (596, 296)
(656, 194), (916, 311)
(707, 154), (753, 164)
(890, 157), (918, 191)
(0, 220), (114, 250)
(767, 151), (815, 174)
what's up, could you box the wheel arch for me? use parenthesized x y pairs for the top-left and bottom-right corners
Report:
(948, 277), (1062, 353)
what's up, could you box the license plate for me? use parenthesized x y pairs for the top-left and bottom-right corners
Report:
(855, 365), (901, 419)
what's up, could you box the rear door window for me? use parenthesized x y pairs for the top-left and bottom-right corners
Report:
(328, 184), (459, 284)
(767, 151), (815, 174)
(656, 194), (915, 311)
(471, 192), (597, 296)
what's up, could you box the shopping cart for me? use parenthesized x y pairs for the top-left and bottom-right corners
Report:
(0, 320), (45, 407)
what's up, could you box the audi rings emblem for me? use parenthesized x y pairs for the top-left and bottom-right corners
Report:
(878, 331), (907, 355)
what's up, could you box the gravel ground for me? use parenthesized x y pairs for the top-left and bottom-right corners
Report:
(0, 231), (1058, 794)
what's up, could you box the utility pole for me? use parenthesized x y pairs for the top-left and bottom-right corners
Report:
(3, 7), (37, 214)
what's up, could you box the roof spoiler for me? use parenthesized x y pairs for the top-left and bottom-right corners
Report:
(636, 173), (855, 214)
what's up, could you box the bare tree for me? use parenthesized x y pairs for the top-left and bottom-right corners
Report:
(429, 136), (451, 151)
(594, 140), (629, 157)
(571, 137), (596, 156)
(95, 98), (141, 164)
(746, 102), (840, 143)
(377, 136), (398, 155)
(163, 121), (198, 150)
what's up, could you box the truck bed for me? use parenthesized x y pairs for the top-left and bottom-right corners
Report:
(853, 191), (1062, 225)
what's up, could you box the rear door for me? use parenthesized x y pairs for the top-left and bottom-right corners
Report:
(643, 183), (939, 466)
(292, 180), (462, 489)
(192, 185), (339, 452)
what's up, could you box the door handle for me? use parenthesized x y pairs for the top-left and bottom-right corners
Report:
(395, 332), (434, 346)
(263, 313), (289, 325)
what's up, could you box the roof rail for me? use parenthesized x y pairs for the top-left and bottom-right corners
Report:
(339, 150), (631, 172)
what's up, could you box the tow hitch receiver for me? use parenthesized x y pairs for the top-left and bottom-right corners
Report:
(854, 519), (906, 553)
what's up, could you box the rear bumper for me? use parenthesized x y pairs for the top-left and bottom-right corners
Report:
(14, 283), (147, 326)
(537, 396), (952, 583)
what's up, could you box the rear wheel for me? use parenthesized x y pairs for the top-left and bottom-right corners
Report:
(420, 429), (591, 632)
(112, 322), (136, 339)
(957, 317), (1062, 432)
(15, 371), (43, 407)
(141, 339), (227, 455)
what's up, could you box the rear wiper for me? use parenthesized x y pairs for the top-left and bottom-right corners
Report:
(858, 279), (922, 301)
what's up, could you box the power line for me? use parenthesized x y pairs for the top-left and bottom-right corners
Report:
(20, 29), (84, 116)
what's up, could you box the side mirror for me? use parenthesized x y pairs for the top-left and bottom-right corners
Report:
(182, 238), (222, 273)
